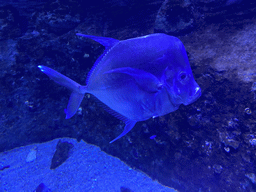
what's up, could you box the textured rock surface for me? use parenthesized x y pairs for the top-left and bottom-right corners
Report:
(1, 138), (176, 192)
(1, 0), (256, 191)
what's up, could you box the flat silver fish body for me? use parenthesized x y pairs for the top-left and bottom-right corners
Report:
(38, 33), (201, 143)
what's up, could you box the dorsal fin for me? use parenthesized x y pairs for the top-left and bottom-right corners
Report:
(76, 33), (120, 84)
(76, 33), (119, 49)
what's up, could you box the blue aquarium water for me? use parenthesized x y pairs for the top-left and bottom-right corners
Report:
(0, 0), (255, 191)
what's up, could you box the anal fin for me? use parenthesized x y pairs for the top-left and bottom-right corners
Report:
(110, 121), (137, 143)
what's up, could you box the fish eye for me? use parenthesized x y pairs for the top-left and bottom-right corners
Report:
(178, 71), (188, 83)
(180, 73), (186, 80)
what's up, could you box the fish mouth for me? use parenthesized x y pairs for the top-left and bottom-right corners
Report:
(184, 86), (201, 105)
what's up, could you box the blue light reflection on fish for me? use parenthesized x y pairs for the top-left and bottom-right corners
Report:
(38, 33), (201, 143)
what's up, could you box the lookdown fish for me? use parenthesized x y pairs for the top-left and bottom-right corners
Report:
(38, 33), (201, 143)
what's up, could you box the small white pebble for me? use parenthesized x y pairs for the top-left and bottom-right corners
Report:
(84, 53), (90, 58)
(249, 138), (256, 146)
(26, 147), (37, 162)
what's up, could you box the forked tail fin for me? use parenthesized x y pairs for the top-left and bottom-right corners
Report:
(38, 65), (87, 119)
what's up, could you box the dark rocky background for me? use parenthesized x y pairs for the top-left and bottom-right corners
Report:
(1, 0), (256, 191)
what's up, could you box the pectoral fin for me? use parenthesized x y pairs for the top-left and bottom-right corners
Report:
(105, 67), (162, 93)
